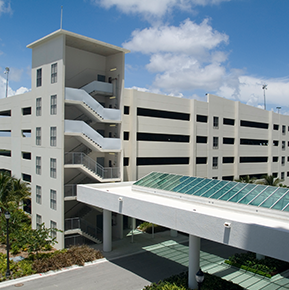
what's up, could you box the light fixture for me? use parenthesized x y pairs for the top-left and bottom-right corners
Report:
(110, 96), (116, 99)
(109, 153), (115, 155)
(224, 222), (231, 228)
(110, 68), (117, 72)
(109, 124), (116, 127)
(262, 84), (267, 110)
(195, 269), (204, 290)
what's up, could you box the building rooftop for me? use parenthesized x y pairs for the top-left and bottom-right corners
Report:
(27, 29), (130, 56)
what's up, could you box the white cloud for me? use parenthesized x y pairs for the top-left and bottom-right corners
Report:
(124, 19), (229, 93)
(93, 0), (230, 18)
(0, 76), (29, 99)
(123, 19), (229, 56)
(217, 75), (289, 109)
(0, 0), (12, 16)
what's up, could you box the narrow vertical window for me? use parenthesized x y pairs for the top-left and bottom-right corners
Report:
(36, 185), (41, 204)
(36, 68), (42, 87)
(36, 156), (41, 175)
(50, 127), (57, 146)
(50, 189), (57, 210)
(36, 214), (42, 229)
(282, 125), (286, 135)
(213, 137), (219, 149)
(50, 220), (57, 238)
(213, 157), (218, 169)
(213, 116), (219, 128)
(51, 63), (57, 84)
(50, 95), (57, 115)
(50, 158), (56, 178)
(36, 97), (41, 116)
(36, 127), (41, 145)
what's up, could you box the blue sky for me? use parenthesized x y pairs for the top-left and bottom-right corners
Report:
(0, 0), (288, 113)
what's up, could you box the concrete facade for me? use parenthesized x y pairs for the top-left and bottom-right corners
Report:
(1, 29), (289, 249)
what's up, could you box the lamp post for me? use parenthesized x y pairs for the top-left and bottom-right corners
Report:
(262, 84), (267, 110)
(276, 107), (281, 114)
(5, 211), (11, 278)
(195, 269), (204, 290)
(4, 67), (10, 98)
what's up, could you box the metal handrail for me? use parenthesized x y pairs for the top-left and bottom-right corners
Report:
(64, 152), (120, 179)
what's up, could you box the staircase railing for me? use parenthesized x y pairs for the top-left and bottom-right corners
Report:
(64, 184), (77, 197)
(64, 217), (102, 242)
(64, 120), (121, 150)
(64, 152), (120, 179)
(65, 87), (121, 121)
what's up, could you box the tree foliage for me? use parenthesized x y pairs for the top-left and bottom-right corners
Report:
(258, 175), (281, 186)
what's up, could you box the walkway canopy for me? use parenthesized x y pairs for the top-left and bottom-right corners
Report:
(77, 172), (289, 262)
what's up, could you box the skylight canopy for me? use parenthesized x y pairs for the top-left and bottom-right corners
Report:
(133, 172), (289, 212)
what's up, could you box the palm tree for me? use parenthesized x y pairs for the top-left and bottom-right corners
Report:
(258, 175), (281, 186)
(235, 175), (256, 184)
(0, 171), (31, 213)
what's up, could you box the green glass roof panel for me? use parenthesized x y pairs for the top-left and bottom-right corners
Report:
(177, 177), (203, 193)
(133, 172), (161, 187)
(185, 179), (213, 195)
(249, 186), (278, 206)
(271, 191), (289, 210)
(261, 187), (289, 209)
(228, 184), (257, 203)
(201, 180), (228, 198)
(193, 179), (220, 196)
(237, 185), (265, 204)
(171, 176), (192, 192)
(133, 172), (289, 213)
(159, 174), (183, 191)
(219, 183), (248, 201)
(210, 182), (237, 199)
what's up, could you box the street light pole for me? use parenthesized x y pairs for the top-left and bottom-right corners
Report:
(4, 67), (10, 98)
(276, 107), (281, 114)
(262, 85), (267, 110)
(5, 211), (11, 278)
(195, 269), (204, 290)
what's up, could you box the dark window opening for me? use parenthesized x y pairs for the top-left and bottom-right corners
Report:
(273, 172), (278, 178)
(22, 130), (31, 138)
(124, 106), (130, 115)
(273, 124), (279, 130)
(0, 110), (11, 117)
(138, 132), (190, 142)
(273, 157), (278, 162)
(240, 157), (268, 163)
(287, 172), (289, 177)
(196, 115), (208, 123)
(0, 149), (11, 157)
(240, 139), (268, 146)
(282, 125), (286, 134)
(124, 157), (129, 166)
(223, 137), (234, 144)
(97, 75), (106, 82)
(196, 157), (207, 164)
(222, 176), (234, 181)
(124, 131), (130, 140)
(240, 120), (268, 129)
(137, 157), (189, 166)
(0, 169), (11, 175)
(213, 116), (219, 128)
(223, 157), (234, 163)
(196, 136), (207, 143)
(22, 173), (31, 182)
(23, 198), (31, 214)
(223, 118), (235, 126)
(137, 108), (190, 121)
(273, 140), (279, 146)
(239, 173), (267, 180)
(36, 68), (42, 87)
(22, 107), (31, 115)
(22, 152), (31, 160)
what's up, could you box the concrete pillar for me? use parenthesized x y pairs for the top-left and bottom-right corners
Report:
(131, 218), (136, 243)
(170, 229), (178, 238)
(103, 209), (112, 252)
(188, 235), (200, 290)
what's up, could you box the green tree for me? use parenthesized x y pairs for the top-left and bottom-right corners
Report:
(0, 172), (30, 213)
(235, 175), (256, 184)
(258, 175), (281, 186)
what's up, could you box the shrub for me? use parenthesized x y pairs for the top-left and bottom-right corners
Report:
(32, 245), (103, 273)
(138, 222), (167, 234)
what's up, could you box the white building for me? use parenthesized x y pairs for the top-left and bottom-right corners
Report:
(1, 29), (289, 248)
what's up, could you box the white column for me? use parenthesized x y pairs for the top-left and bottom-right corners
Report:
(170, 229), (178, 238)
(103, 209), (112, 252)
(188, 235), (200, 290)
(117, 214), (123, 239)
(131, 217), (136, 243)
